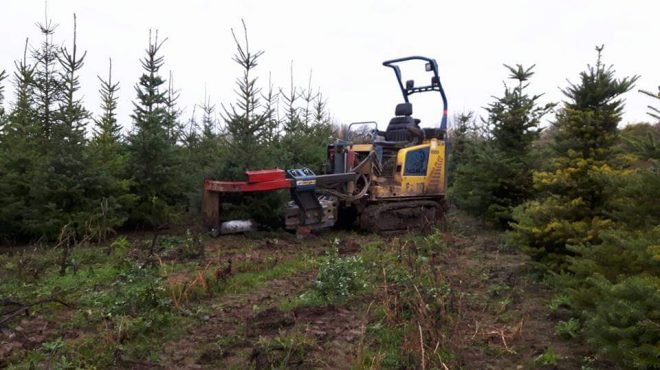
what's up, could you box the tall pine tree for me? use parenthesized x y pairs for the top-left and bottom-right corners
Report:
(33, 13), (101, 238)
(0, 40), (40, 240)
(32, 17), (61, 141)
(216, 21), (283, 224)
(126, 30), (181, 227)
(89, 58), (134, 240)
(25, 16), (70, 238)
(219, 20), (271, 179)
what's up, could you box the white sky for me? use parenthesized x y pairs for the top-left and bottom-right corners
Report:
(1, 0), (659, 132)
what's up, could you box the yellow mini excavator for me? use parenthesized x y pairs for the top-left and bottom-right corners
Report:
(203, 56), (449, 233)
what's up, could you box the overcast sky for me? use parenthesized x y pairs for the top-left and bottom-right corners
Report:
(1, 0), (659, 132)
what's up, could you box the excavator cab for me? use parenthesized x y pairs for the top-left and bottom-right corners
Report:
(323, 56), (449, 231)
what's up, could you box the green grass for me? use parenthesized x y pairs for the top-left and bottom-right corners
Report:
(221, 253), (317, 294)
(353, 312), (412, 369)
(278, 290), (325, 311)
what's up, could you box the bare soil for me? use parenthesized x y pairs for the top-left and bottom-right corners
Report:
(1, 215), (607, 369)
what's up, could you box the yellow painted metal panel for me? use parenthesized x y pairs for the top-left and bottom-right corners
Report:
(351, 144), (373, 152)
(396, 139), (445, 196)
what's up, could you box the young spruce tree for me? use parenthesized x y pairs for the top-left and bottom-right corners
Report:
(218, 21), (282, 223)
(220, 21), (272, 178)
(510, 46), (639, 269)
(449, 65), (553, 226)
(126, 31), (182, 227)
(44, 13), (99, 237)
(0, 41), (40, 240)
(89, 58), (134, 240)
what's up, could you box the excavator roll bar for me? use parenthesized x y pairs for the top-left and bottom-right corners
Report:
(382, 56), (448, 131)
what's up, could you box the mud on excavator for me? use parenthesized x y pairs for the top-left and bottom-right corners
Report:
(202, 56), (449, 233)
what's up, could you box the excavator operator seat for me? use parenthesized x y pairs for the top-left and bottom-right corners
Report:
(385, 103), (423, 143)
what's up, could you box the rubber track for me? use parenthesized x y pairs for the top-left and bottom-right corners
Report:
(359, 199), (445, 233)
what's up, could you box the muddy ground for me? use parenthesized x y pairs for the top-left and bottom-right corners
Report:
(0, 213), (609, 369)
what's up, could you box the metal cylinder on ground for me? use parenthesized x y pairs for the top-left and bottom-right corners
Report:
(219, 220), (257, 234)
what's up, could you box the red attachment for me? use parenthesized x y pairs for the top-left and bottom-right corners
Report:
(246, 169), (286, 183)
(204, 169), (292, 193)
(202, 169), (292, 230)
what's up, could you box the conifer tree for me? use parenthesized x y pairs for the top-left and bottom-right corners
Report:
(181, 106), (200, 150)
(32, 17), (61, 141)
(56, 14), (88, 141)
(0, 41), (42, 239)
(280, 62), (301, 134)
(446, 112), (476, 186)
(562, 125), (659, 367)
(30, 13), (101, 238)
(216, 21), (284, 224)
(89, 58), (134, 239)
(220, 20), (271, 179)
(0, 69), (7, 119)
(93, 58), (121, 144)
(164, 71), (182, 144)
(126, 30), (181, 227)
(488, 64), (554, 154)
(200, 90), (217, 140)
(510, 46), (639, 269)
(313, 91), (331, 128)
(301, 89), (334, 172)
(639, 85), (660, 122)
(178, 107), (204, 210)
(261, 73), (279, 143)
(300, 71), (316, 127)
(449, 65), (553, 226)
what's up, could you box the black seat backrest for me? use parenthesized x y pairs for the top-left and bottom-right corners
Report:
(385, 103), (423, 143)
(394, 102), (412, 116)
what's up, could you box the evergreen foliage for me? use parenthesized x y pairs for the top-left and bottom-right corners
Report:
(276, 69), (334, 173)
(218, 21), (272, 180)
(32, 18), (61, 141)
(89, 58), (134, 241)
(510, 46), (639, 269)
(0, 69), (7, 118)
(126, 30), (182, 228)
(41, 14), (100, 236)
(0, 16), (339, 240)
(446, 112), (475, 186)
(639, 86), (660, 122)
(0, 15), (657, 369)
(93, 58), (122, 143)
(562, 127), (660, 367)
(0, 41), (39, 240)
(449, 64), (553, 226)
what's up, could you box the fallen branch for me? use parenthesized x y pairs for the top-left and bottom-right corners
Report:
(484, 327), (516, 354)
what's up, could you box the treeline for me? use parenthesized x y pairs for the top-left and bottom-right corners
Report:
(0, 17), (334, 243)
(448, 46), (659, 368)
